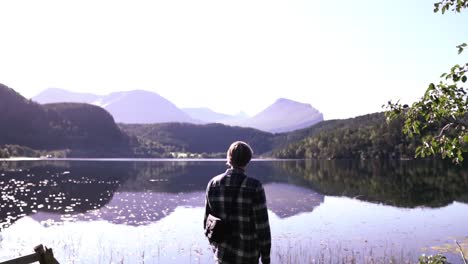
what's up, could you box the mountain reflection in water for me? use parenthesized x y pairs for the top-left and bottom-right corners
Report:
(263, 183), (323, 218)
(31, 191), (205, 225)
(30, 184), (324, 225)
(1, 159), (467, 229)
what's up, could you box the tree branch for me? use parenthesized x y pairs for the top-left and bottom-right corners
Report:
(435, 123), (454, 139)
(456, 240), (468, 264)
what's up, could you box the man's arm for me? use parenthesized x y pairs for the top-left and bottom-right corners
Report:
(253, 184), (271, 264)
(203, 180), (212, 229)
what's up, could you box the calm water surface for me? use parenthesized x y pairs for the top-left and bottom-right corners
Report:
(0, 159), (467, 263)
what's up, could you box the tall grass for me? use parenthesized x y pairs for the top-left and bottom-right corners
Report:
(1, 237), (445, 264)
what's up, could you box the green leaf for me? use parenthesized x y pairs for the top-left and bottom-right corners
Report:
(385, 14), (467, 165)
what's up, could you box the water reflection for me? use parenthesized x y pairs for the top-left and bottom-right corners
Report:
(0, 161), (130, 229)
(263, 183), (323, 218)
(1, 159), (468, 229)
(275, 160), (468, 208)
(31, 191), (205, 225)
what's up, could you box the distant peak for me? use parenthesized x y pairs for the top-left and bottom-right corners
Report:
(106, 89), (162, 98)
(112, 89), (161, 97)
(126, 89), (158, 94)
(274, 98), (309, 106)
(43, 87), (69, 92)
(235, 111), (249, 118)
(275, 97), (293, 103)
(128, 89), (147, 93)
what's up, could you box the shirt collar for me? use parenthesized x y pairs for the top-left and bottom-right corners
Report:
(226, 167), (245, 175)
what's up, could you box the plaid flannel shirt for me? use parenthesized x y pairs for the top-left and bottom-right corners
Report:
(204, 168), (271, 264)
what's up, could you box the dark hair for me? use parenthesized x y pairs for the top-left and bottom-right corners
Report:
(226, 141), (253, 168)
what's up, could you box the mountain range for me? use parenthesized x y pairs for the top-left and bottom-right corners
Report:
(0, 84), (131, 157)
(1, 83), (420, 161)
(32, 88), (323, 133)
(182, 107), (249, 124)
(236, 98), (323, 133)
(33, 88), (195, 124)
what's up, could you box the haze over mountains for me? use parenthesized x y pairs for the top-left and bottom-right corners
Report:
(237, 98), (323, 133)
(33, 88), (195, 124)
(182, 108), (249, 124)
(1, 83), (420, 161)
(33, 88), (324, 133)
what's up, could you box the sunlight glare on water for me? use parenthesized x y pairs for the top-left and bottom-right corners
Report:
(0, 160), (467, 263)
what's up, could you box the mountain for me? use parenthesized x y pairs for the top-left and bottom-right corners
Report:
(120, 122), (275, 154)
(33, 88), (100, 104)
(218, 111), (250, 123)
(271, 112), (418, 160)
(0, 84), (130, 156)
(44, 103), (129, 150)
(94, 90), (195, 124)
(33, 89), (324, 132)
(239, 98), (324, 133)
(0, 84), (55, 149)
(182, 108), (249, 123)
(1, 83), (425, 160)
(33, 89), (196, 124)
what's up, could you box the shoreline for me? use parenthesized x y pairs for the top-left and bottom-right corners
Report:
(0, 157), (296, 162)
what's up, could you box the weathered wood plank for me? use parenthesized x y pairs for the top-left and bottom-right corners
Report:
(0, 253), (40, 264)
(0, 245), (59, 264)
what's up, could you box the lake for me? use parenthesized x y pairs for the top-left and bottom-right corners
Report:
(0, 159), (467, 263)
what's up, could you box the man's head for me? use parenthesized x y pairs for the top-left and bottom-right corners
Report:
(226, 141), (253, 168)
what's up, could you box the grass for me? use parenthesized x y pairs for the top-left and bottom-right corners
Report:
(1, 237), (454, 264)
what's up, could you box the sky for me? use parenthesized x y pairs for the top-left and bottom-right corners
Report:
(0, 0), (467, 119)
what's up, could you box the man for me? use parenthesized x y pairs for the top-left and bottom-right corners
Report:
(204, 141), (271, 264)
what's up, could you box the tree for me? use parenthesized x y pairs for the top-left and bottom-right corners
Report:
(386, 1), (468, 164)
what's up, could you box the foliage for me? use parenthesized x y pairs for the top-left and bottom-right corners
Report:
(44, 103), (130, 150)
(0, 84), (131, 157)
(2, 145), (41, 157)
(271, 112), (421, 160)
(129, 136), (177, 158)
(386, 2), (468, 164)
(418, 254), (449, 264)
(4, 82), (458, 160)
(120, 123), (275, 155)
(0, 147), (10, 158)
(434, 0), (468, 14)
(2, 83), (277, 158)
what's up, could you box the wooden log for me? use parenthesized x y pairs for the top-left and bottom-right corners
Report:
(0, 245), (59, 264)
(42, 248), (59, 264)
(0, 253), (40, 264)
(34, 245), (45, 264)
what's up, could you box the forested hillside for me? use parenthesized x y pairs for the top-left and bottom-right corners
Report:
(120, 113), (427, 161)
(0, 84), (130, 157)
(120, 123), (275, 157)
(44, 103), (130, 153)
(272, 112), (422, 160)
(0, 84), (62, 149)
(1, 84), (436, 160)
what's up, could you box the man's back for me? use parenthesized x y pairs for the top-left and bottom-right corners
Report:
(204, 168), (271, 264)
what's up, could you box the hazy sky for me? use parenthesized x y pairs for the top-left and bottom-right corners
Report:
(1, 0), (467, 119)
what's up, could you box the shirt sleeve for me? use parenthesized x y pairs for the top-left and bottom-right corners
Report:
(203, 180), (212, 229)
(252, 184), (271, 264)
